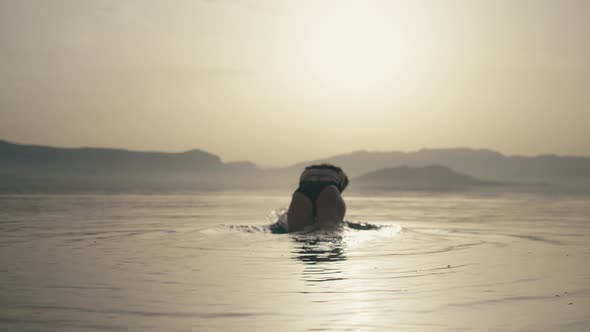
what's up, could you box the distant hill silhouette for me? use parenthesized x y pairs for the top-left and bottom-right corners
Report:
(0, 140), (262, 192)
(0, 140), (223, 173)
(352, 165), (501, 191)
(1, 139), (588, 193)
(279, 148), (590, 191)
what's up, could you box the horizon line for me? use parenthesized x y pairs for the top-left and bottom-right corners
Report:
(1, 138), (589, 168)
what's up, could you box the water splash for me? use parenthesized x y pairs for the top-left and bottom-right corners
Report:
(266, 208), (394, 234)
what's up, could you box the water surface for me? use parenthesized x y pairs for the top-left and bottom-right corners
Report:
(1, 192), (589, 331)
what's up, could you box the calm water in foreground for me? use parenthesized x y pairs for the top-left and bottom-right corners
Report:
(0, 192), (589, 332)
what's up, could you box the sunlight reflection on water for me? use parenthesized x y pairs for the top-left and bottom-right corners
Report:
(0, 193), (589, 331)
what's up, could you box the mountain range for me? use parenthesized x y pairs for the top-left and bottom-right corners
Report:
(1, 139), (588, 193)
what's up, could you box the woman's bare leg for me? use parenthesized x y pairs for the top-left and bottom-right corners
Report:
(315, 185), (346, 227)
(287, 192), (314, 232)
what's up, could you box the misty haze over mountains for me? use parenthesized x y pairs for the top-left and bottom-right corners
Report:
(1, 140), (589, 193)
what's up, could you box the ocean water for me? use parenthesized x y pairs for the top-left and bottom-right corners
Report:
(0, 192), (589, 332)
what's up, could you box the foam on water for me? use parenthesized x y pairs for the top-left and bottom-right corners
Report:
(209, 208), (401, 237)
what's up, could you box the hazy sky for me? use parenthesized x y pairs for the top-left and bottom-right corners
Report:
(1, 0), (589, 166)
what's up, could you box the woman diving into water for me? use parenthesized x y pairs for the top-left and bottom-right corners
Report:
(287, 164), (349, 232)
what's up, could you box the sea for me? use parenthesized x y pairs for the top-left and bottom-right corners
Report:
(0, 191), (589, 332)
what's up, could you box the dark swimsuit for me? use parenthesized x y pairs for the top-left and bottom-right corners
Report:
(295, 181), (341, 217)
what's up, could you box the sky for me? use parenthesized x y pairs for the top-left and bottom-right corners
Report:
(1, 0), (589, 166)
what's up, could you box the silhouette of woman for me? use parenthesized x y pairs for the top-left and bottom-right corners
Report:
(287, 164), (348, 232)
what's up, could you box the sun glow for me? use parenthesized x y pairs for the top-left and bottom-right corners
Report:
(299, 10), (409, 92)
